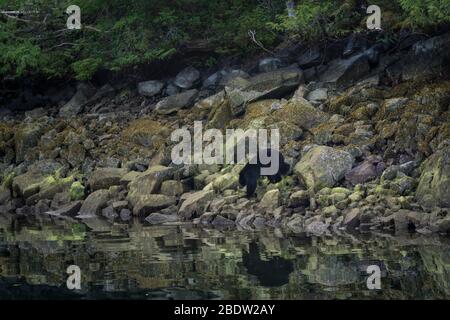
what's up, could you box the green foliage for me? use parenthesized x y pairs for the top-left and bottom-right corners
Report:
(398, 0), (450, 27)
(0, 0), (448, 81)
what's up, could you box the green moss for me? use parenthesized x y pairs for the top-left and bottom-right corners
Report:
(70, 181), (86, 201)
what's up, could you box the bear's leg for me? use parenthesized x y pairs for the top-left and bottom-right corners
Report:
(268, 173), (282, 184)
(246, 178), (258, 197)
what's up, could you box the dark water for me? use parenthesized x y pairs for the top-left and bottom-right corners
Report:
(0, 213), (449, 300)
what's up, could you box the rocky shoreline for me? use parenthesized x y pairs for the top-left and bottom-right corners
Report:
(0, 31), (449, 236)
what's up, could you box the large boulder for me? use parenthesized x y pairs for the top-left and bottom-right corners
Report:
(59, 83), (95, 117)
(88, 168), (128, 191)
(78, 189), (110, 217)
(416, 147), (450, 208)
(127, 165), (174, 208)
(132, 194), (176, 216)
(273, 98), (329, 130)
(178, 190), (214, 219)
(319, 54), (370, 87)
(224, 67), (304, 116)
(155, 89), (198, 114)
(294, 146), (354, 191)
(137, 80), (165, 97)
(345, 160), (377, 185)
(174, 66), (201, 89)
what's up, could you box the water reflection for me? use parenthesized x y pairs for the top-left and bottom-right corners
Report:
(0, 213), (449, 300)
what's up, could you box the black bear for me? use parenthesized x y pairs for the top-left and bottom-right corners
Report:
(239, 148), (290, 197)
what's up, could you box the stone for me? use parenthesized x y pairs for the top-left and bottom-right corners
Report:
(137, 80), (165, 97)
(145, 212), (179, 225)
(78, 189), (110, 217)
(273, 98), (329, 130)
(119, 209), (132, 221)
(160, 180), (184, 197)
(127, 165), (174, 208)
(343, 208), (360, 230)
(132, 194), (176, 216)
(306, 88), (328, 103)
(305, 220), (329, 235)
(88, 168), (127, 191)
(345, 160), (377, 185)
(259, 189), (280, 211)
(58, 84), (94, 117)
(46, 201), (82, 217)
(155, 89), (198, 114)
(174, 66), (201, 89)
(0, 186), (11, 205)
(416, 147), (450, 208)
(294, 146), (355, 191)
(212, 215), (235, 226)
(102, 206), (118, 220)
(178, 190), (214, 219)
(319, 54), (370, 87)
(112, 200), (128, 211)
(62, 143), (86, 168)
(212, 173), (239, 192)
(288, 190), (310, 208)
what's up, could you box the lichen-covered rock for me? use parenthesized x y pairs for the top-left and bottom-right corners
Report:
(294, 146), (354, 191)
(78, 189), (110, 217)
(259, 189), (280, 211)
(178, 190), (214, 219)
(132, 194), (176, 216)
(127, 165), (174, 208)
(14, 121), (45, 163)
(88, 168), (127, 191)
(416, 147), (450, 208)
(160, 180), (184, 197)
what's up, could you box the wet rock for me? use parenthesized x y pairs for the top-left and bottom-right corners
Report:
(137, 80), (165, 97)
(244, 67), (304, 98)
(47, 201), (82, 217)
(174, 66), (201, 89)
(145, 212), (179, 225)
(78, 189), (110, 217)
(305, 220), (329, 235)
(102, 205), (118, 220)
(132, 194), (176, 216)
(155, 89), (198, 114)
(298, 46), (321, 68)
(345, 160), (377, 185)
(88, 168), (128, 191)
(294, 146), (354, 191)
(416, 147), (450, 208)
(212, 215), (235, 226)
(178, 190), (214, 219)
